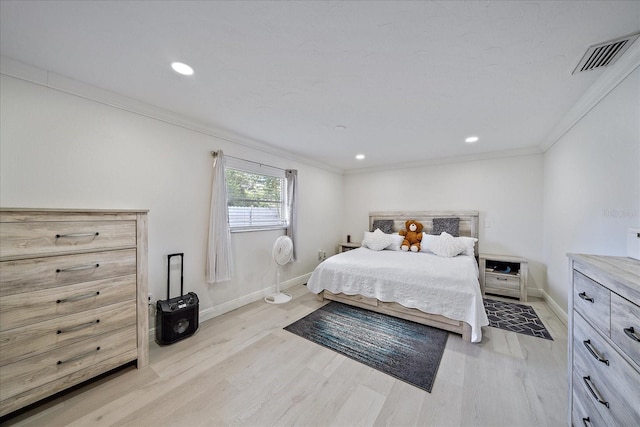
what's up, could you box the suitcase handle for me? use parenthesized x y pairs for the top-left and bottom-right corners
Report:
(167, 253), (184, 299)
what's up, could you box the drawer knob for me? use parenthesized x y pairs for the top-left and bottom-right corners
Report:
(56, 263), (100, 273)
(583, 340), (609, 365)
(578, 292), (594, 303)
(57, 346), (101, 365)
(624, 327), (640, 342)
(57, 291), (100, 304)
(57, 319), (100, 334)
(583, 376), (609, 408)
(55, 232), (99, 239)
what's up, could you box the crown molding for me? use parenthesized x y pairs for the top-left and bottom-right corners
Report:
(0, 56), (343, 175)
(343, 146), (543, 175)
(539, 38), (640, 153)
(5, 48), (629, 177)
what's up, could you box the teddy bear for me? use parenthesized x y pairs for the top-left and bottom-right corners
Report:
(399, 220), (423, 252)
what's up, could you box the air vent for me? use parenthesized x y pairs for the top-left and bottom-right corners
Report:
(572, 31), (640, 74)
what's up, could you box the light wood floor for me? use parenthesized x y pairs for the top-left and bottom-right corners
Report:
(4, 285), (568, 427)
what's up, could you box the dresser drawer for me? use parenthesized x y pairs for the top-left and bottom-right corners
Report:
(571, 368), (640, 427)
(610, 293), (640, 367)
(485, 272), (520, 290)
(0, 221), (136, 260)
(573, 271), (610, 336)
(573, 313), (640, 426)
(0, 274), (136, 331)
(0, 300), (136, 365)
(573, 379), (608, 427)
(0, 249), (136, 297)
(0, 326), (137, 403)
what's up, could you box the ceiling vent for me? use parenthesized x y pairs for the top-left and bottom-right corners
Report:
(572, 31), (640, 74)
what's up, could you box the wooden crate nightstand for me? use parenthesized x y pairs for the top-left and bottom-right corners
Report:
(479, 254), (528, 302)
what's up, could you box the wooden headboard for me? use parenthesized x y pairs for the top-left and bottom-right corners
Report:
(369, 210), (480, 255)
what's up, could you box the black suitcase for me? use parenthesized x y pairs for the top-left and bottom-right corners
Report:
(155, 253), (199, 345)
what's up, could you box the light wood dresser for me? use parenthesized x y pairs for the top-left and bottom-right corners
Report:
(567, 254), (640, 427)
(0, 208), (148, 417)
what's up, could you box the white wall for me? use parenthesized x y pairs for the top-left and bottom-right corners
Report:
(0, 74), (343, 320)
(543, 68), (640, 312)
(4, 60), (637, 327)
(343, 154), (545, 291)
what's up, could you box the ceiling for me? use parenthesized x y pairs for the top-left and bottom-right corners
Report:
(1, 1), (639, 172)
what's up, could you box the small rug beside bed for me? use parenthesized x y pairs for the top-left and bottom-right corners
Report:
(483, 298), (553, 340)
(284, 301), (448, 392)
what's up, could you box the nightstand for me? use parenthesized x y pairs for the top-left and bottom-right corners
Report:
(479, 254), (528, 302)
(339, 242), (361, 253)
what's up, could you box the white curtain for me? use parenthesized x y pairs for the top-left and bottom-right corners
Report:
(285, 169), (298, 261)
(206, 150), (233, 283)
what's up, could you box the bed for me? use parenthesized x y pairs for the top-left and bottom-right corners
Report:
(307, 211), (489, 343)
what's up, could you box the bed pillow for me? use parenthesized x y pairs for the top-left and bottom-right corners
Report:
(421, 232), (477, 257)
(362, 229), (393, 251)
(432, 217), (460, 237)
(430, 232), (466, 257)
(384, 233), (405, 251)
(371, 219), (394, 234)
(457, 236), (478, 257)
(420, 232), (439, 253)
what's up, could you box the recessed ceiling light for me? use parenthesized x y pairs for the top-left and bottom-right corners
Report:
(171, 62), (194, 76)
(465, 136), (479, 143)
(355, 154), (365, 160)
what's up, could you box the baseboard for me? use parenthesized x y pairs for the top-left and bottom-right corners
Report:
(527, 287), (544, 299)
(199, 273), (311, 323)
(148, 272), (311, 340)
(539, 289), (568, 327)
(527, 287), (568, 327)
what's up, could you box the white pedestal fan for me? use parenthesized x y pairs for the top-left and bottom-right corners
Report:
(264, 235), (294, 304)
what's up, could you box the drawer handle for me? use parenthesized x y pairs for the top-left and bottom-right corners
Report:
(57, 319), (100, 334)
(583, 340), (609, 366)
(582, 417), (591, 427)
(583, 376), (609, 408)
(57, 291), (100, 303)
(624, 327), (640, 342)
(57, 346), (100, 365)
(56, 263), (100, 273)
(55, 232), (99, 239)
(578, 292), (594, 303)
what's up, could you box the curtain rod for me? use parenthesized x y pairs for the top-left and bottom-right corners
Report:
(211, 151), (287, 172)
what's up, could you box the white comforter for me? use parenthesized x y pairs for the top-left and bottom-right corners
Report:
(307, 248), (489, 342)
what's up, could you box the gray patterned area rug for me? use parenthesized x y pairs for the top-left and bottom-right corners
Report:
(484, 298), (553, 340)
(284, 301), (448, 392)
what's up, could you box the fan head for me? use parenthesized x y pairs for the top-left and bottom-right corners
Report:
(272, 235), (293, 265)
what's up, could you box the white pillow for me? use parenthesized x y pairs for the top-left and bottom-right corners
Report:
(362, 229), (393, 251)
(421, 232), (477, 257)
(420, 233), (439, 253)
(430, 232), (466, 257)
(385, 233), (405, 251)
(456, 236), (478, 257)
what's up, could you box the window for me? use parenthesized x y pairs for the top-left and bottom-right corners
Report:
(225, 157), (287, 231)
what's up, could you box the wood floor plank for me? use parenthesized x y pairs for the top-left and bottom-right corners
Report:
(415, 336), (466, 426)
(373, 380), (426, 427)
(331, 384), (386, 427)
(2, 287), (568, 427)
